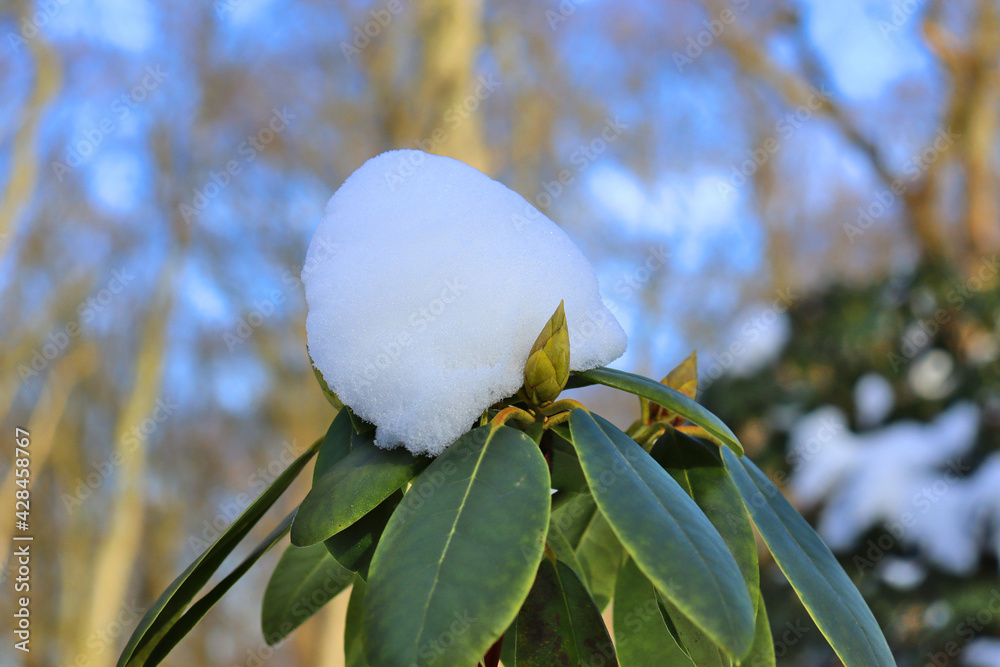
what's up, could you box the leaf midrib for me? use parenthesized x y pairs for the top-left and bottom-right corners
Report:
(411, 429), (496, 659)
(589, 416), (746, 651)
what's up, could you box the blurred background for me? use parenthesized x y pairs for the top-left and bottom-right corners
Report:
(1, 0), (999, 664)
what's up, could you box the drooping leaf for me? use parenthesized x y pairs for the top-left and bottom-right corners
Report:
(324, 489), (402, 579)
(290, 440), (429, 547)
(656, 592), (731, 667)
(117, 440), (319, 667)
(551, 493), (623, 610)
(364, 425), (551, 667)
(650, 428), (759, 608)
(344, 576), (371, 667)
(744, 595), (776, 667)
(567, 410), (755, 658)
(613, 558), (693, 667)
(510, 556), (617, 666)
(261, 541), (354, 644)
(721, 448), (894, 667)
(576, 367), (743, 455)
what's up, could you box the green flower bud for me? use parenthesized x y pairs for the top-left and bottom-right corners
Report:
(524, 301), (570, 407)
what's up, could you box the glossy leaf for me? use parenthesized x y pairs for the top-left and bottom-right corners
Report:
(548, 431), (589, 494)
(324, 489), (402, 579)
(568, 410), (755, 658)
(551, 493), (623, 610)
(576, 367), (743, 455)
(261, 541), (354, 644)
(657, 592), (731, 667)
(291, 440), (429, 547)
(344, 576), (370, 667)
(364, 425), (551, 667)
(744, 595), (776, 667)
(510, 556), (617, 666)
(613, 558), (693, 667)
(721, 448), (894, 666)
(117, 440), (319, 667)
(546, 516), (585, 577)
(650, 428), (759, 607)
(314, 409), (357, 483)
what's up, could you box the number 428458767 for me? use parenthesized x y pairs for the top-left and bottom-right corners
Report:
(14, 428), (29, 528)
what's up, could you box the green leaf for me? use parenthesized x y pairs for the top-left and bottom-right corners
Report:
(744, 595), (776, 667)
(546, 516), (584, 578)
(344, 576), (371, 667)
(551, 493), (623, 610)
(364, 425), (551, 667)
(324, 489), (402, 579)
(145, 513), (295, 665)
(656, 592), (731, 667)
(650, 428), (759, 608)
(721, 448), (894, 666)
(261, 541), (354, 645)
(549, 431), (589, 494)
(117, 440), (319, 667)
(576, 367), (743, 456)
(613, 558), (693, 667)
(567, 410), (755, 658)
(314, 409), (357, 483)
(510, 556), (617, 666)
(291, 440), (430, 547)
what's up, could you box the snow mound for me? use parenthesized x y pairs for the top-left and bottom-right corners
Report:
(303, 150), (627, 456)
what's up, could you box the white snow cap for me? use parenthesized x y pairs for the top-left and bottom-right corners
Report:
(303, 150), (627, 456)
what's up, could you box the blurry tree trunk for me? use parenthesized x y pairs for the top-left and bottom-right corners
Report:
(415, 0), (489, 171)
(0, 36), (61, 258)
(74, 267), (175, 667)
(367, 0), (488, 172)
